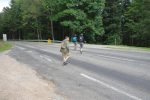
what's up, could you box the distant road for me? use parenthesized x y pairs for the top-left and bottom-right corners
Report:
(9, 41), (150, 100)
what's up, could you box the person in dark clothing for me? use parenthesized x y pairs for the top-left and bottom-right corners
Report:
(78, 34), (85, 54)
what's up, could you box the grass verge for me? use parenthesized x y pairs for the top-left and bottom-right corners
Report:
(0, 41), (12, 52)
(106, 45), (150, 52)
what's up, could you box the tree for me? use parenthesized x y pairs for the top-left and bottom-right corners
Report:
(0, 0), (149, 47)
(9, 0), (23, 40)
(54, 0), (105, 42)
(102, 0), (122, 45)
(41, 0), (64, 41)
(21, 0), (42, 40)
(124, 0), (150, 47)
(0, 7), (12, 39)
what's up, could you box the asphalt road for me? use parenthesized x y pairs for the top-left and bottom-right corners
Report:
(8, 42), (150, 100)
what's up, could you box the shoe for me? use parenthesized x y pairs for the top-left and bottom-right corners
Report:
(63, 62), (68, 65)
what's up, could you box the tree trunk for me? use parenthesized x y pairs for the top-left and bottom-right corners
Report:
(40, 30), (42, 40)
(37, 28), (40, 41)
(19, 30), (21, 40)
(50, 10), (54, 42)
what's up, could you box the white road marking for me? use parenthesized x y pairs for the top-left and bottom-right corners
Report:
(40, 55), (52, 62)
(41, 49), (49, 52)
(44, 57), (52, 62)
(80, 73), (142, 100)
(16, 46), (25, 50)
(22, 44), (135, 62)
(98, 54), (135, 62)
(18, 44), (55, 55)
(22, 45), (35, 49)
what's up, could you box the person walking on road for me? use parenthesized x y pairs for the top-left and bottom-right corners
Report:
(60, 36), (70, 65)
(72, 34), (77, 50)
(79, 34), (85, 54)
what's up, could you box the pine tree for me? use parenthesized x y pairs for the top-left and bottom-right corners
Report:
(124, 0), (150, 47)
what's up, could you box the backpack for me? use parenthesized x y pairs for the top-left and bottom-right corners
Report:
(72, 37), (77, 42)
(79, 36), (84, 42)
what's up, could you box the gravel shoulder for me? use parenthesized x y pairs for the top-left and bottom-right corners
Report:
(0, 53), (66, 100)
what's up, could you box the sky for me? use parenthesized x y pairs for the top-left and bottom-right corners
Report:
(0, 0), (11, 12)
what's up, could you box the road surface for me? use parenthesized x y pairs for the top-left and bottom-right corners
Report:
(8, 42), (150, 100)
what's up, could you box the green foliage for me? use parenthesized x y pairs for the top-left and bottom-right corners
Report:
(105, 34), (122, 45)
(0, 42), (12, 52)
(0, 0), (149, 47)
(102, 0), (122, 45)
(54, 0), (105, 42)
(0, 0), (105, 42)
(124, 0), (150, 47)
(54, 9), (86, 33)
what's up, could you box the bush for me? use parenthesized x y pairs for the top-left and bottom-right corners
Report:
(105, 34), (122, 45)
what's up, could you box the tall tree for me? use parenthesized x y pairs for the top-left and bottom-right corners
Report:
(21, 0), (42, 40)
(9, 0), (23, 40)
(41, 0), (62, 41)
(103, 0), (122, 45)
(54, 0), (105, 42)
(124, 0), (150, 47)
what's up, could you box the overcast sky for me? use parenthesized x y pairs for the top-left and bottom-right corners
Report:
(0, 0), (11, 12)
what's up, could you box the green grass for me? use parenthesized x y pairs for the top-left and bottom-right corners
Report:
(106, 45), (150, 52)
(0, 41), (12, 52)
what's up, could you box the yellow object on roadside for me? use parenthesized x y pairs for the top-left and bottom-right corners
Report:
(48, 39), (52, 44)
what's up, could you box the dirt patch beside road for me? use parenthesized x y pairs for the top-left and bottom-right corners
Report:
(0, 54), (66, 100)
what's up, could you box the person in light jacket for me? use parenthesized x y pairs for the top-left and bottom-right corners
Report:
(60, 36), (70, 65)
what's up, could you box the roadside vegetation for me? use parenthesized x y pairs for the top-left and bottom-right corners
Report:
(0, 41), (12, 52)
(106, 45), (150, 52)
(0, 0), (149, 47)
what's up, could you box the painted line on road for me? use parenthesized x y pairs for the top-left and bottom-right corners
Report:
(16, 46), (25, 50)
(80, 73), (142, 100)
(17, 44), (53, 55)
(40, 55), (52, 62)
(41, 49), (49, 52)
(24, 45), (35, 48)
(19, 44), (135, 62)
(19, 44), (47, 52)
(44, 56), (52, 62)
(98, 54), (135, 62)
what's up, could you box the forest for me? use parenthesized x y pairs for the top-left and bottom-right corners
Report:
(0, 0), (149, 47)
